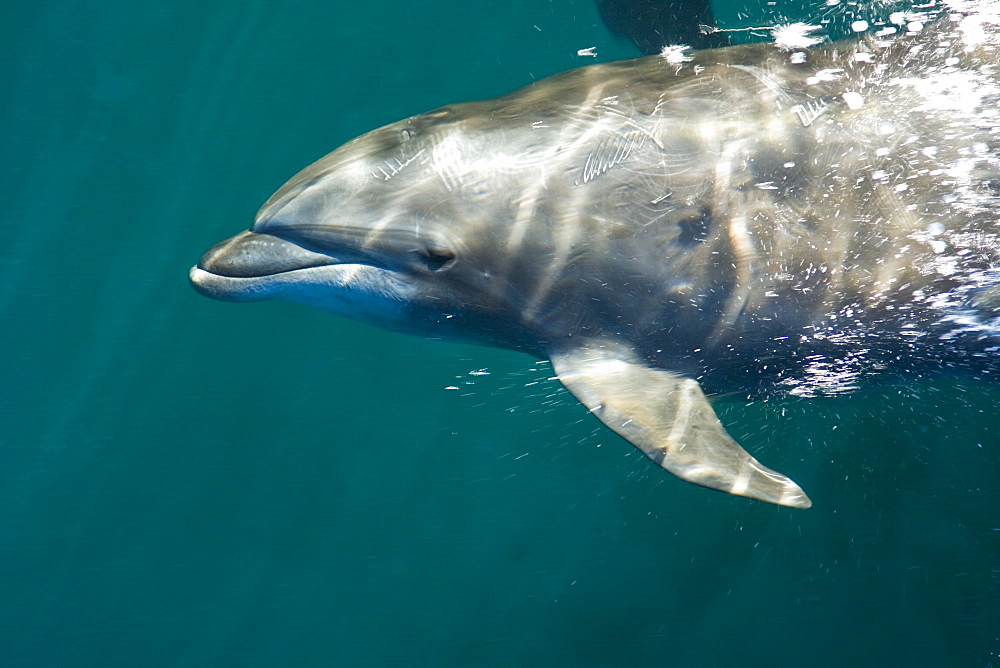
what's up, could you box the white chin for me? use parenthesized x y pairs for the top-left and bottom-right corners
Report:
(189, 263), (410, 311)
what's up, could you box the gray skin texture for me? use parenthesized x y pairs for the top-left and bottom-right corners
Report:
(191, 9), (1000, 508)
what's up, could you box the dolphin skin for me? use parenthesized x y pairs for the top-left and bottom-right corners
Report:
(192, 8), (1000, 508)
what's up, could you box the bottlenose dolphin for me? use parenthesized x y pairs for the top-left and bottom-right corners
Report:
(191, 8), (1000, 508)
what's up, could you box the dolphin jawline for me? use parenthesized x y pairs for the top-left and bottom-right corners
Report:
(190, 230), (411, 312)
(190, 264), (353, 301)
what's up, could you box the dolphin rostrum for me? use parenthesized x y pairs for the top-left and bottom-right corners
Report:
(191, 8), (1000, 508)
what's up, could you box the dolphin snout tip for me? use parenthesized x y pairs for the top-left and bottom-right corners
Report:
(188, 265), (223, 299)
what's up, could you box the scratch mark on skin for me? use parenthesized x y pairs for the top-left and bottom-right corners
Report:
(373, 148), (426, 181)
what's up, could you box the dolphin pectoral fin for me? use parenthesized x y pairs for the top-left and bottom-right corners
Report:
(551, 344), (812, 508)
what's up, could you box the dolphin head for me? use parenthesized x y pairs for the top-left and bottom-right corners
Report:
(190, 104), (542, 348)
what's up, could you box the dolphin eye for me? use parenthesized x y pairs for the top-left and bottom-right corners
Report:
(419, 247), (456, 272)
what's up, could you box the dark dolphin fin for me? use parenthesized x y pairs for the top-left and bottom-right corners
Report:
(595, 0), (730, 54)
(551, 341), (812, 508)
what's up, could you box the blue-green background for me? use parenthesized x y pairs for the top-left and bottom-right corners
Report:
(2, 1), (997, 665)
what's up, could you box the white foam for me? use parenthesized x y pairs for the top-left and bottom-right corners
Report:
(772, 23), (825, 50)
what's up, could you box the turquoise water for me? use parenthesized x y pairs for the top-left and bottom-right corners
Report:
(2, 1), (998, 665)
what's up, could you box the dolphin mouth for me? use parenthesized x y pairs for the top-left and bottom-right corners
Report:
(195, 230), (340, 278)
(190, 230), (365, 303)
(191, 229), (413, 327)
